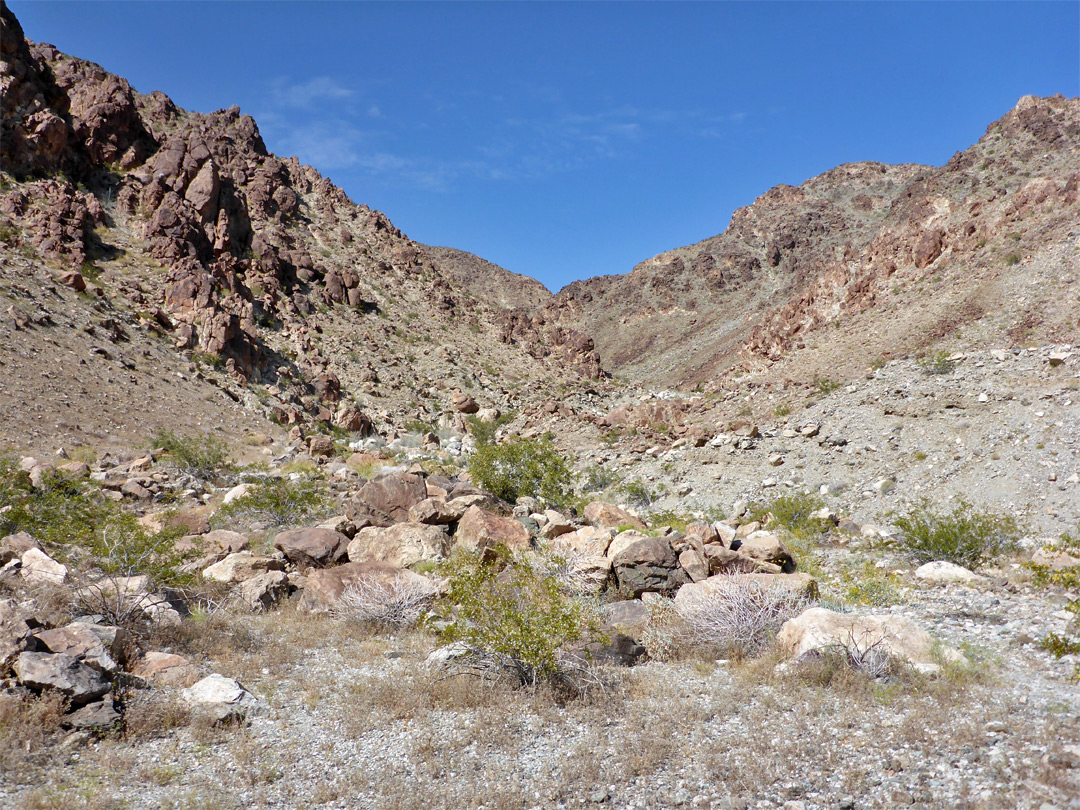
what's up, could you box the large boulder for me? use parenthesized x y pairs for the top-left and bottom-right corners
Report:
(346, 523), (450, 568)
(300, 561), (432, 611)
(735, 531), (795, 573)
(239, 570), (290, 612)
(13, 652), (110, 707)
(605, 530), (652, 560)
(181, 674), (263, 722)
(273, 527), (349, 568)
(408, 497), (469, 525)
(553, 525), (615, 557)
(32, 622), (130, 675)
(776, 607), (963, 674)
(915, 560), (980, 584)
(20, 547), (68, 584)
(345, 472), (427, 528)
(703, 544), (783, 575)
(602, 600), (651, 640)
(1, 531), (39, 565)
(203, 551), (284, 584)
(583, 502), (646, 532)
(611, 537), (688, 598)
(454, 506), (531, 555)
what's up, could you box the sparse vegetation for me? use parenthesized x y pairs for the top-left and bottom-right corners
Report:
(917, 350), (956, 375)
(467, 434), (574, 508)
(213, 475), (334, 531)
(151, 430), (232, 481)
(750, 492), (830, 541)
(436, 548), (600, 691)
(888, 499), (1022, 569)
(813, 376), (842, 395)
(674, 577), (811, 659)
(619, 479), (659, 510)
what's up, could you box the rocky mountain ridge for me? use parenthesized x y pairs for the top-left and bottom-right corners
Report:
(0, 4), (604, 454)
(548, 96), (1079, 389)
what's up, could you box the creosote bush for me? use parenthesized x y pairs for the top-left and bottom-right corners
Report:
(467, 434), (574, 509)
(750, 492), (830, 541)
(437, 547), (599, 689)
(888, 498), (1021, 569)
(151, 430), (231, 481)
(0, 454), (196, 627)
(213, 476), (334, 531)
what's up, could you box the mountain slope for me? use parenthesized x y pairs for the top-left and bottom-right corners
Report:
(550, 96), (1080, 389)
(0, 6), (603, 453)
(419, 245), (551, 313)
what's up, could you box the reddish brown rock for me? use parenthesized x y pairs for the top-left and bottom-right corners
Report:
(130, 651), (200, 688)
(454, 506), (532, 554)
(583, 502), (647, 532)
(346, 472), (427, 528)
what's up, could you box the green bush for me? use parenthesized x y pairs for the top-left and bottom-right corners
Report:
(213, 476), (333, 531)
(0, 454), (195, 626)
(579, 463), (621, 494)
(465, 410), (516, 446)
(889, 499), (1021, 569)
(437, 548), (597, 688)
(151, 430), (231, 481)
(619, 479), (658, 510)
(0, 457), (111, 549)
(1039, 599), (1080, 682)
(750, 492), (830, 541)
(917, 350), (956, 376)
(467, 434), (573, 508)
(1025, 525), (1080, 590)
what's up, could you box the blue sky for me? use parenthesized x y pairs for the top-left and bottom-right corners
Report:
(11, 1), (1079, 293)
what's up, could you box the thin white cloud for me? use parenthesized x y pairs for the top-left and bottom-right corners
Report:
(271, 76), (354, 110)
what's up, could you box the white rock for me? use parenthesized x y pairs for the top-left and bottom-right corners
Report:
(222, 482), (256, 506)
(915, 560), (980, 584)
(20, 548), (68, 584)
(181, 674), (263, 721)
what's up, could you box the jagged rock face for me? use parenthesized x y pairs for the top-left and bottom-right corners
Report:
(0, 5), (608, 449)
(552, 95), (1080, 387)
(0, 7), (70, 177)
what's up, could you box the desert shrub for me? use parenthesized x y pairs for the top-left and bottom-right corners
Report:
(579, 463), (621, 494)
(0, 457), (112, 549)
(437, 547), (598, 689)
(1039, 599), (1080, 682)
(674, 576), (811, 658)
(336, 574), (436, 631)
(837, 567), (906, 607)
(465, 410), (516, 445)
(751, 492), (830, 541)
(814, 376), (841, 395)
(0, 691), (66, 777)
(467, 435), (574, 508)
(213, 476), (333, 531)
(0, 454), (195, 627)
(619, 479), (658, 510)
(917, 350), (956, 375)
(888, 499), (1021, 569)
(151, 429), (231, 480)
(1025, 525), (1080, 590)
